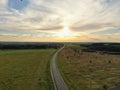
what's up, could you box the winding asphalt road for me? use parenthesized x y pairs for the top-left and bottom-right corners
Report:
(50, 46), (68, 90)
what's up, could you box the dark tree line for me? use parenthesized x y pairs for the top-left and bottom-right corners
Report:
(81, 43), (120, 54)
(0, 43), (64, 50)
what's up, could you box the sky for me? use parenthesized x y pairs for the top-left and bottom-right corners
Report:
(0, 0), (120, 42)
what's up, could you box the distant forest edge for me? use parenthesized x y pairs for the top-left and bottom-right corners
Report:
(81, 43), (120, 55)
(0, 42), (120, 55)
(0, 42), (63, 49)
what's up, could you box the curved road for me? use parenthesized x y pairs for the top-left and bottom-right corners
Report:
(50, 46), (68, 90)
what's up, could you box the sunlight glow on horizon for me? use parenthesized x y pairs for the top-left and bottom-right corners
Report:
(57, 27), (77, 38)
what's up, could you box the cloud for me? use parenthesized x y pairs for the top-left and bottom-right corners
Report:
(36, 26), (62, 31)
(0, 0), (120, 42)
(70, 22), (114, 32)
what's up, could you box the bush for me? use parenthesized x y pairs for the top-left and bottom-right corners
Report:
(108, 60), (111, 64)
(103, 84), (108, 90)
(89, 60), (92, 63)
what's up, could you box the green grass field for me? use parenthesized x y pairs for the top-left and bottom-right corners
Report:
(58, 45), (120, 90)
(0, 49), (56, 90)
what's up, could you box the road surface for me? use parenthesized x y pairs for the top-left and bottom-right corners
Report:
(51, 46), (68, 90)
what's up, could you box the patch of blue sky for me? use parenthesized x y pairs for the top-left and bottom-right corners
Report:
(8, 0), (29, 11)
(0, 29), (35, 35)
(92, 29), (120, 35)
(0, 29), (51, 36)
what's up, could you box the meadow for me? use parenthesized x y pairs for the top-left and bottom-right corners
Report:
(0, 49), (56, 90)
(58, 44), (120, 90)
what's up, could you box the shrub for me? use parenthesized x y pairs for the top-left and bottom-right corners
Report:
(108, 60), (111, 64)
(89, 60), (92, 63)
(103, 84), (108, 90)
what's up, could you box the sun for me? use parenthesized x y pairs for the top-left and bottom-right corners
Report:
(58, 27), (72, 37)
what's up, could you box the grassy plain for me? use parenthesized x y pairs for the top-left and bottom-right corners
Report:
(0, 49), (56, 90)
(58, 44), (120, 90)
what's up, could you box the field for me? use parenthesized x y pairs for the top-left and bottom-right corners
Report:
(0, 49), (56, 90)
(58, 44), (120, 90)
